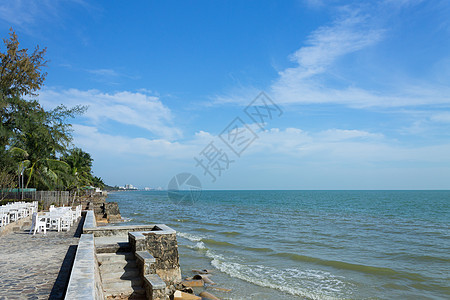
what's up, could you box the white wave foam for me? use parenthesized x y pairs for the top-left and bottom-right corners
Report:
(195, 241), (207, 250)
(204, 250), (351, 300)
(177, 232), (204, 242)
(184, 241), (207, 251)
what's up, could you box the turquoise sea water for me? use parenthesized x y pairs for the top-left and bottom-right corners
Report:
(108, 190), (450, 299)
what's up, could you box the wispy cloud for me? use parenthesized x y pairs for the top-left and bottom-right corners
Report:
(430, 112), (450, 123)
(88, 68), (120, 77)
(0, 0), (55, 27)
(247, 126), (450, 164)
(40, 88), (182, 140)
(287, 8), (384, 79)
(72, 125), (195, 159)
(73, 122), (450, 166)
(0, 0), (91, 28)
(211, 2), (450, 109)
(271, 4), (450, 108)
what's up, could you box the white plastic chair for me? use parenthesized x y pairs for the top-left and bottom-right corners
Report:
(29, 212), (46, 235)
(0, 207), (10, 227)
(0, 213), (9, 227)
(60, 214), (71, 231)
(47, 214), (61, 232)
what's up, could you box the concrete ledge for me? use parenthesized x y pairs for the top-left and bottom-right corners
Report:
(136, 251), (156, 263)
(65, 234), (103, 300)
(82, 210), (96, 232)
(144, 273), (168, 300)
(84, 224), (174, 237)
(136, 250), (156, 276)
(129, 231), (146, 240)
(144, 274), (166, 290)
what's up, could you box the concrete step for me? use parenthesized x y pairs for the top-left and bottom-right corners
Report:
(97, 252), (135, 264)
(99, 260), (137, 273)
(101, 268), (140, 281)
(102, 278), (144, 296)
(96, 242), (131, 254)
(105, 286), (146, 299)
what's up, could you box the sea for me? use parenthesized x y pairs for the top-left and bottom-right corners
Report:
(107, 190), (450, 300)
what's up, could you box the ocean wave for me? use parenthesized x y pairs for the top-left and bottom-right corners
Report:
(202, 238), (238, 248)
(172, 218), (191, 223)
(205, 250), (351, 300)
(243, 246), (273, 253)
(178, 232), (239, 250)
(194, 228), (216, 233)
(270, 252), (429, 281)
(218, 231), (241, 236)
(183, 241), (207, 251)
(395, 253), (450, 264)
(177, 232), (204, 242)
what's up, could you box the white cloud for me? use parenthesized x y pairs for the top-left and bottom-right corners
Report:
(211, 3), (450, 109)
(88, 69), (119, 77)
(71, 124), (220, 160)
(71, 122), (450, 188)
(243, 126), (450, 164)
(288, 10), (383, 78)
(270, 6), (450, 108)
(40, 88), (182, 140)
(304, 0), (324, 9)
(0, 0), (92, 29)
(430, 112), (450, 123)
(316, 129), (384, 141)
(72, 125), (195, 159)
(0, 0), (52, 27)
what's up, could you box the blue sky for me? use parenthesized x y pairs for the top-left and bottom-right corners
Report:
(1, 0), (450, 189)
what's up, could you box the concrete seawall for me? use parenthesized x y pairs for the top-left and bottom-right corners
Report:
(65, 210), (103, 300)
(65, 209), (181, 300)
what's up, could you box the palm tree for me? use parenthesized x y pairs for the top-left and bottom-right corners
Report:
(9, 146), (71, 190)
(62, 148), (94, 189)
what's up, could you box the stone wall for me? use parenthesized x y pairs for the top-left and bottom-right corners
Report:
(144, 231), (181, 287)
(103, 202), (121, 221)
(129, 225), (182, 295)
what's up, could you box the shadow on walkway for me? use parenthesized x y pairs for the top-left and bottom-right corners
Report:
(49, 213), (85, 299)
(49, 244), (78, 300)
(73, 213), (85, 238)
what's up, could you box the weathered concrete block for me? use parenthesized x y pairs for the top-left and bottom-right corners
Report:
(129, 225), (181, 297)
(144, 274), (168, 300)
(136, 250), (156, 276)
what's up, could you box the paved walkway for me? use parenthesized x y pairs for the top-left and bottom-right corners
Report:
(0, 218), (83, 300)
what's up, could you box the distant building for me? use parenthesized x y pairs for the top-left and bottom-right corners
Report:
(123, 184), (138, 190)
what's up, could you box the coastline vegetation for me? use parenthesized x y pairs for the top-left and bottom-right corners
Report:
(0, 29), (104, 194)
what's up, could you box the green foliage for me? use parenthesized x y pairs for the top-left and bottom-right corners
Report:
(62, 147), (93, 190)
(0, 167), (16, 200)
(0, 29), (102, 192)
(0, 28), (47, 98)
(92, 176), (105, 189)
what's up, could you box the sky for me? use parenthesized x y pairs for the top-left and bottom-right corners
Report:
(1, 0), (450, 190)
